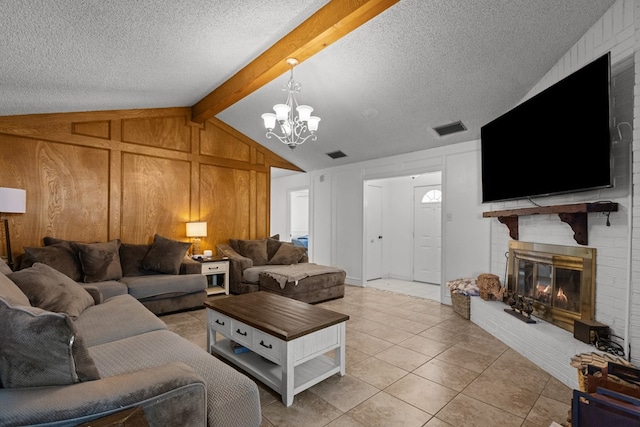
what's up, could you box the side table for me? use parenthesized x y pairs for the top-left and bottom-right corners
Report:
(194, 257), (229, 295)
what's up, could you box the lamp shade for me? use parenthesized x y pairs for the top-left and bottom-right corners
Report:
(273, 104), (290, 121)
(307, 116), (321, 132)
(186, 222), (207, 237)
(0, 188), (26, 213)
(261, 113), (276, 130)
(296, 105), (313, 122)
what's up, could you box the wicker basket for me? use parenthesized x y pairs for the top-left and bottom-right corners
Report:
(450, 290), (470, 319)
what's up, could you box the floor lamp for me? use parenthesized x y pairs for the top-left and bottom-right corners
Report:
(0, 187), (26, 271)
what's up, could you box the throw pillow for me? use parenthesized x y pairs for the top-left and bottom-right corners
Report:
(24, 242), (83, 281)
(269, 243), (307, 265)
(0, 297), (100, 388)
(0, 272), (30, 307)
(141, 234), (191, 275)
(8, 263), (95, 319)
(75, 240), (123, 283)
(237, 239), (269, 266)
(119, 243), (155, 277)
(266, 237), (282, 261)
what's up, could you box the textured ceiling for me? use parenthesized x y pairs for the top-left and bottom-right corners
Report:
(1, 0), (616, 171)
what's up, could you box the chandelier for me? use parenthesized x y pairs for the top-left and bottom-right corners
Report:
(261, 58), (320, 149)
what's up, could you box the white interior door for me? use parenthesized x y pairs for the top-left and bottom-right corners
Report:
(366, 184), (382, 280)
(413, 186), (441, 284)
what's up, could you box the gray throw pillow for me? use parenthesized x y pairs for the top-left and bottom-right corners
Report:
(141, 234), (191, 275)
(269, 243), (307, 265)
(119, 243), (155, 277)
(24, 242), (83, 281)
(75, 240), (123, 283)
(8, 263), (95, 319)
(237, 239), (269, 266)
(0, 272), (30, 307)
(0, 297), (100, 388)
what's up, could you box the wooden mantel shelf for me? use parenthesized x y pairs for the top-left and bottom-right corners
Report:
(482, 202), (618, 245)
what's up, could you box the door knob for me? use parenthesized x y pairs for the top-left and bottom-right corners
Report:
(378, 236), (383, 239)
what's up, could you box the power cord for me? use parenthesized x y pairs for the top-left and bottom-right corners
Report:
(594, 331), (625, 357)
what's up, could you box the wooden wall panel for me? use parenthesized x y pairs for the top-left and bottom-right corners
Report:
(200, 164), (250, 250)
(0, 136), (109, 255)
(120, 153), (191, 244)
(200, 121), (251, 162)
(0, 107), (300, 264)
(121, 116), (191, 152)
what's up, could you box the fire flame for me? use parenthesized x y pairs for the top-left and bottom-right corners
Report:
(556, 288), (568, 303)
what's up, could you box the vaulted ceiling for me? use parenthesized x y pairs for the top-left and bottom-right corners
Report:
(1, 0), (616, 171)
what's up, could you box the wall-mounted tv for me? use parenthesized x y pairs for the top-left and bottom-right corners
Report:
(481, 52), (612, 203)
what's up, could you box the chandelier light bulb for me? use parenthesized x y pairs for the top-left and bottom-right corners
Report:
(261, 58), (320, 149)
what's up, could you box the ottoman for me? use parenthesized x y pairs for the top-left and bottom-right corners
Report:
(258, 264), (346, 304)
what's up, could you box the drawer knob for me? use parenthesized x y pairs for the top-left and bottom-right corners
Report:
(207, 266), (219, 270)
(259, 340), (273, 349)
(236, 329), (247, 336)
(215, 319), (225, 326)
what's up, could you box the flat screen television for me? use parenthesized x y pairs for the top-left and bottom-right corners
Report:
(481, 52), (612, 203)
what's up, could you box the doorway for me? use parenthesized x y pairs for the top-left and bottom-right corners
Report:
(288, 188), (309, 244)
(363, 172), (442, 300)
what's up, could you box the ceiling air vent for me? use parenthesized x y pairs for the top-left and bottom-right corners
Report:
(433, 120), (467, 137)
(326, 150), (347, 159)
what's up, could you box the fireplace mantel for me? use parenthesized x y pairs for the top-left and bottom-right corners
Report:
(482, 202), (618, 245)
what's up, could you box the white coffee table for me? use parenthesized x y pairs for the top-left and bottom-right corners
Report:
(205, 292), (349, 406)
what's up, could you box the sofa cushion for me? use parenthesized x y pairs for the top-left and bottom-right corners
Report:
(242, 265), (281, 284)
(24, 242), (83, 281)
(119, 243), (156, 277)
(0, 271), (30, 307)
(8, 263), (95, 319)
(0, 257), (12, 275)
(142, 234), (191, 275)
(237, 239), (269, 266)
(0, 297), (100, 388)
(120, 274), (206, 300)
(75, 294), (168, 347)
(269, 243), (307, 265)
(76, 240), (123, 283)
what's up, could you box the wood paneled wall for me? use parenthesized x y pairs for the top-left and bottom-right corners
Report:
(0, 108), (301, 260)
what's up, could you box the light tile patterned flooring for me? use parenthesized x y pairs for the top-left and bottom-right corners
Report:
(162, 285), (572, 427)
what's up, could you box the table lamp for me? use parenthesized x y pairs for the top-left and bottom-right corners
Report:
(0, 187), (26, 271)
(186, 221), (207, 255)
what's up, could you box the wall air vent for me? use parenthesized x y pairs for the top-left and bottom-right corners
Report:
(326, 150), (347, 159)
(433, 120), (467, 137)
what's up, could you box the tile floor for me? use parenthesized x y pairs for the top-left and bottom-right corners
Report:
(366, 278), (442, 302)
(162, 285), (572, 427)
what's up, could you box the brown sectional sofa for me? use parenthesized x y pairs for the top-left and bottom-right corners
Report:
(216, 237), (345, 304)
(17, 234), (207, 315)
(0, 258), (261, 426)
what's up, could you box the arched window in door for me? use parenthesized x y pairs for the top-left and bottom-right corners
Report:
(421, 189), (442, 203)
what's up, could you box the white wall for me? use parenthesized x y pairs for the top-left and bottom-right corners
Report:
(271, 140), (489, 303)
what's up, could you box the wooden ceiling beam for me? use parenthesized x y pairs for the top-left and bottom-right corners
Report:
(191, 0), (399, 124)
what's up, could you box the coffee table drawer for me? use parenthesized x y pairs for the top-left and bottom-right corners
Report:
(253, 330), (282, 363)
(231, 319), (253, 347)
(209, 310), (231, 335)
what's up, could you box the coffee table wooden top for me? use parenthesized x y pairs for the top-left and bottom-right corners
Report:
(205, 292), (349, 341)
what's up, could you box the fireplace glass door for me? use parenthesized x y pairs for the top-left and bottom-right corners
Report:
(508, 241), (595, 333)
